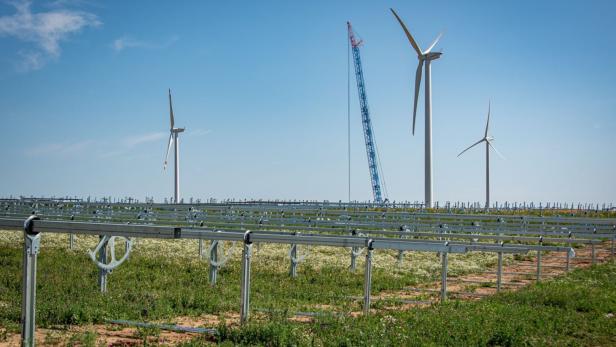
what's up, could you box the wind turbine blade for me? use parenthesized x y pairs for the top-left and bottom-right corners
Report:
(412, 59), (424, 135)
(390, 8), (423, 56)
(163, 133), (173, 170)
(488, 141), (505, 159)
(457, 138), (485, 157)
(485, 100), (491, 138)
(424, 33), (443, 53)
(168, 89), (175, 130)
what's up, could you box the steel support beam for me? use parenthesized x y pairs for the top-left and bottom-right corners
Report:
(289, 243), (298, 278)
(496, 251), (503, 292)
(22, 216), (40, 347)
(363, 240), (374, 315)
(536, 251), (542, 282)
(98, 236), (108, 293)
(209, 240), (219, 285)
(240, 231), (253, 325)
(441, 250), (448, 302)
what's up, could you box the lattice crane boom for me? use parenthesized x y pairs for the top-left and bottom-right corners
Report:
(347, 22), (385, 203)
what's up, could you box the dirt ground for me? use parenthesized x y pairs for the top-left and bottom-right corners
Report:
(377, 240), (614, 307)
(0, 313), (239, 346)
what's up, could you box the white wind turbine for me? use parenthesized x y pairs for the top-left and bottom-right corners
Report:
(390, 8), (443, 208)
(457, 102), (504, 210)
(163, 89), (185, 204)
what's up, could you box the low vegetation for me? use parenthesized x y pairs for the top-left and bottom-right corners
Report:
(0, 231), (502, 331)
(1, 230), (614, 346)
(191, 260), (616, 346)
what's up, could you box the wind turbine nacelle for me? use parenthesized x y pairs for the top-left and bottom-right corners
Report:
(173, 128), (185, 133)
(425, 52), (442, 60)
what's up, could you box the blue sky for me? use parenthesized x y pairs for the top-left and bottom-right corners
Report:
(0, 0), (614, 204)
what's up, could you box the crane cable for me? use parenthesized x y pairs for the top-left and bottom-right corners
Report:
(375, 141), (389, 201)
(347, 26), (351, 203)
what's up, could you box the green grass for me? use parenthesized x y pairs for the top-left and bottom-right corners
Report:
(2, 231), (615, 346)
(181, 260), (616, 346)
(0, 230), (509, 333)
(0, 236), (436, 330)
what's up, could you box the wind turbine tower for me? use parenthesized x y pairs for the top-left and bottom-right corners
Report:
(457, 102), (504, 210)
(390, 8), (442, 208)
(163, 89), (185, 204)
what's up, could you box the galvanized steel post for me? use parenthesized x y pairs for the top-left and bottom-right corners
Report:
(350, 247), (358, 271)
(240, 231), (253, 325)
(441, 243), (449, 302)
(209, 240), (218, 285)
(98, 236), (108, 293)
(591, 244), (596, 265)
(198, 239), (204, 259)
(566, 234), (572, 272)
(22, 216), (40, 347)
(69, 215), (75, 250)
(289, 243), (298, 278)
(536, 237), (543, 282)
(363, 239), (374, 315)
(496, 242), (503, 292)
(349, 229), (358, 271)
(396, 226), (408, 265)
(396, 249), (404, 264)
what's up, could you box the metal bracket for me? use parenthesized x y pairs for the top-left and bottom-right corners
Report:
(289, 233), (308, 265)
(25, 234), (41, 256)
(88, 235), (133, 271)
(243, 230), (252, 244)
(351, 232), (367, 257)
(208, 232), (237, 269)
(23, 215), (40, 236)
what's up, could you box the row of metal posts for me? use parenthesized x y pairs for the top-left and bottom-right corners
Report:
(215, 231), (589, 318)
(7, 198), (614, 211)
(19, 223), (615, 346)
(238, 233), (380, 323)
(55, 220), (616, 293)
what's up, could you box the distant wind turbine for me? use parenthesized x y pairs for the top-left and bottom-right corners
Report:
(390, 8), (442, 208)
(163, 89), (185, 204)
(457, 102), (504, 210)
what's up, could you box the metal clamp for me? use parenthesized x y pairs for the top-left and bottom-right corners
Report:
(208, 231), (237, 268)
(88, 235), (133, 271)
(24, 216), (41, 256)
(243, 230), (253, 244)
(351, 232), (367, 257)
(24, 215), (40, 236)
(365, 238), (374, 250)
(289, 233), (308, 265)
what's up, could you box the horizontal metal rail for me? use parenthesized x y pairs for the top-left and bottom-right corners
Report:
(0, 218), (469, 253)
(4, 201), (615, 229)
(3, 211), (612, 246)
(0, 218), (548, 255)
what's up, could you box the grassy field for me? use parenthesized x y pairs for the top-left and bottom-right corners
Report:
(190, 260), (616, 346)
(1, 230), (614, 346)
(0, 231), (501, 330)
